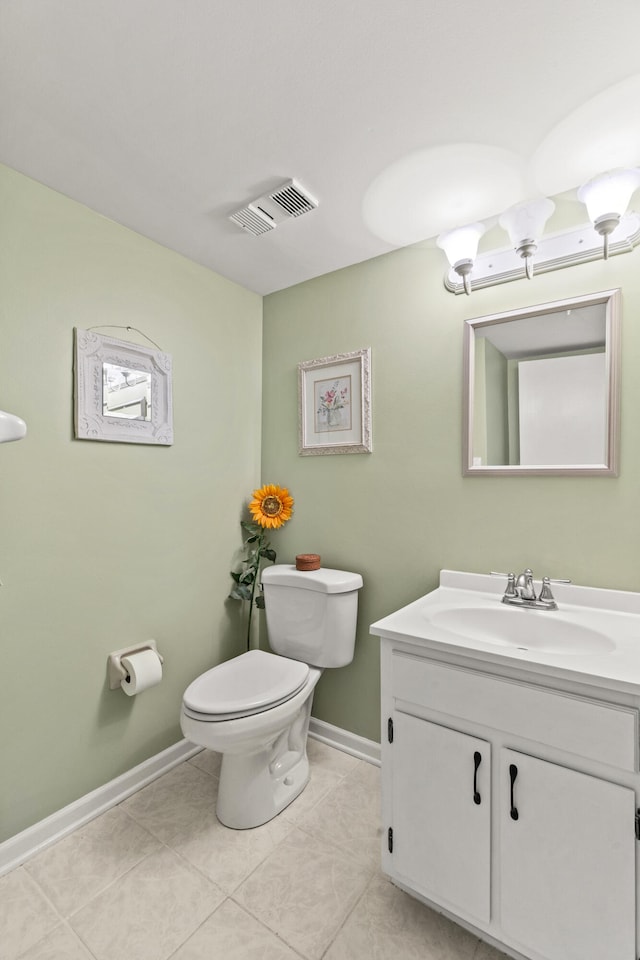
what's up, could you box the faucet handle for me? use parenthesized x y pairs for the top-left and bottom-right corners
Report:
(490, 571), (517, 597)
(539, 577), (554, 602)
(539, 576), (571, 602)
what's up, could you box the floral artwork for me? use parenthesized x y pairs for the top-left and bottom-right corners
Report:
(298, 348), (372, 455)
(314, 376), (352, 432)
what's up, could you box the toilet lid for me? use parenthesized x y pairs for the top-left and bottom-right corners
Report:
(182, 649), (310, 718)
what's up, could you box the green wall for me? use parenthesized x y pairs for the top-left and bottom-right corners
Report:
(5, 159), (640, 842)
(262, 241), (640, 743)
(0, 165), (262, 841)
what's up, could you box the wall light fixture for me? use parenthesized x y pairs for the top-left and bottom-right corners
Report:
(0, 410), (27, 443)
(498, 198), (556, 279)
(440, 168), (640, 295)
(436, 223), (486, 295)
(578, 168), (640, 259)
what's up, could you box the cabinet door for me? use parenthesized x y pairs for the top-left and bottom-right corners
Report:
(500, 749), (636, 960)
(392, 712), (491, 923)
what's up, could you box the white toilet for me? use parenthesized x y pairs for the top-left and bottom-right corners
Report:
(180, 564), (363, 829)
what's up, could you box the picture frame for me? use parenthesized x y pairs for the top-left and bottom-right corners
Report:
(74, 328), (173, 445)
(298, 348), (372, 455)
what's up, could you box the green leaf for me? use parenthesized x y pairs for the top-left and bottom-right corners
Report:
(255, 594), (265, 609)
(239, 569), (255, 584)
(246, 536), (258, 544)
(230, 570), (241, 583)
(261, 547), (277, 562)
(241, 520), (261, 535)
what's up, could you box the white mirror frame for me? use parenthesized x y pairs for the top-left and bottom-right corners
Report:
(462, 289), (621, 477)
(74, 329), (173, 445)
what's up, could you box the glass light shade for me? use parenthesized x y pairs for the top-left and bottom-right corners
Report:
(499, 198), (555, 247)
(578, 169), (640, 222)
(436, 223), (486, 267)
(0, 410), (27, 443)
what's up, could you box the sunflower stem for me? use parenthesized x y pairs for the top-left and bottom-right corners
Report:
(245, 530), (264, 651)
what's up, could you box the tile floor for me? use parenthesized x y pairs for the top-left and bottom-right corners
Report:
(2, 740), (508, 960)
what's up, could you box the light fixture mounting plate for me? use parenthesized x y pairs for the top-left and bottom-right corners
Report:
(444, 213), (640, 294)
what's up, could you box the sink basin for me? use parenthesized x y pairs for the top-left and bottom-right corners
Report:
(370, 571), (640, 689)
(429, 606), (615, 655)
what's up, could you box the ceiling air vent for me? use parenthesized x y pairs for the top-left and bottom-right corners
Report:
(270, 180), (317, 218)
(229, 179), (318, 237)
(229, 205), (275, 237)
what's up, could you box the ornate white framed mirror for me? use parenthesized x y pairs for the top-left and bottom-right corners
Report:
(74, 329), (173, 444)
(463, 289), (620, 476)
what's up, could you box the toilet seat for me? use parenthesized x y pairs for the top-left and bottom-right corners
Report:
(182, 649), (310, 722)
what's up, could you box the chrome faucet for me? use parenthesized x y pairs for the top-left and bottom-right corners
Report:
(491, 570), (571, 611)
(515, 568), (536, 601)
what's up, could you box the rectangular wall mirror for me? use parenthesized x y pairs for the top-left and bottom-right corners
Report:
(74, 329), (173, 444)
(463, 289), (620, 476)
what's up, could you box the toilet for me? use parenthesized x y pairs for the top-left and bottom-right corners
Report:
(180, 564), (363, 829)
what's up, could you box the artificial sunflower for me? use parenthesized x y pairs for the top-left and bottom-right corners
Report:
(249, 484), (294, 529)
(230, 484), (295, 649)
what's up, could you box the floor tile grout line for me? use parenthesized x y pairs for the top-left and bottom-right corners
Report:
(14, 919), (101, 960)
(292, 818), (380, 874)
(22, 801), (166, 921)
(227, 826), (379, 960)
(62, 846), (160, 922)
(114, 762), (342, 899)
(62, 918), (104, 960)
(280, 786), (342, 826)
(278, 761), (364, 826)
(155, 832), (252, 895)
(229, 899), (312, 960)
(185, 757), (221, 780)
(9, 868), (64, 960)
(8, 747), (387, 960)
(64, 843), (226, 960)
(227, 891), (305, 959)
(318, 869), (381, 960)
(163, 896), (232, 960)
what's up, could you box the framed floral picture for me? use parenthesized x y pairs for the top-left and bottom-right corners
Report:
(298, 348), (372, 455)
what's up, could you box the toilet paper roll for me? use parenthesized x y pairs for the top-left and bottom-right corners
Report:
(120, 649), (163, 696)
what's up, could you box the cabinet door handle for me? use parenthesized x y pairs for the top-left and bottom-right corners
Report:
(473, 751), (482, 805)
(509, 763), (519, 820)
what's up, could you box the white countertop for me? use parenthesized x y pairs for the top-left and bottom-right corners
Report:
(370, 570), (640, 695)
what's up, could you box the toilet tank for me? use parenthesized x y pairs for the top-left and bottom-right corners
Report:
(261, 564), (363, 667)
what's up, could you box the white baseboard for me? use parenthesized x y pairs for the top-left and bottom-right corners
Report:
(0, 721), (380, 877)
(309, 717), (381, 766)
(0, 739), (201, 877)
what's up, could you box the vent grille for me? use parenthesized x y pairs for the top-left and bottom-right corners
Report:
(270, 181), (317, 218)
(229, 179), (317, 236)
(229, 206), (275, 236)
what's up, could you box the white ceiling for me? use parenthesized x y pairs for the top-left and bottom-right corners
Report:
(2, 1), (640, 295)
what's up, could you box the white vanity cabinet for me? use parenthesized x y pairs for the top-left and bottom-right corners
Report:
(378, 640), (640, 960)
(392, 712), (491, 924)
(499, 749), (635, 960)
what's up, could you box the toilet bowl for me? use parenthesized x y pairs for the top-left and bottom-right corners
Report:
(180, 564), (362, 829)
(181, 650), (321, 828)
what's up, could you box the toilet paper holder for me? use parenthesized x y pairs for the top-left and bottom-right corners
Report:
(107, 641), (164, 690)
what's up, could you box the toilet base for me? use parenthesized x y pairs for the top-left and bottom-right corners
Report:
(216, 747), (310, 829)
(181, 667), (321, 829)
(215, 685), (316, 829)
